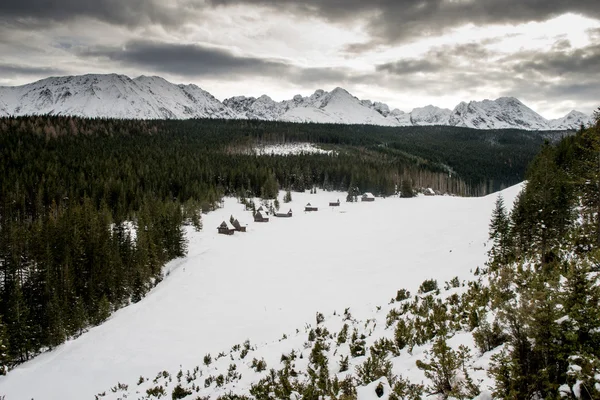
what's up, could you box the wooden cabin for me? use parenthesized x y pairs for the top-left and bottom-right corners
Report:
(423, 188), (435, 196)
(305, 203), (318, 212)
(254, 210), (269, 222)
(276, 209), (293, 218)
(232, 218), (247, 232)
(217, 221), (236, 235)
(361, 192), (375, 202)
(329, 199), (340, 207)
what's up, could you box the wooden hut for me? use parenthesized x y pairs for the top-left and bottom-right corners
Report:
(232, 218), (247, 232)
(424, 188), (435, 196)
(361, 192), (375, 202)
(275, 209), (293, 218)
(217, 221), (236, 235)
(304, 203), (318, 212)
(329, 199), (340, 207)
(254, 211), (269, 222)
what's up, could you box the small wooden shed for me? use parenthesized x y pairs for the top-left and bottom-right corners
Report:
(276, 209), (293, 218)
(424, 188), (435, 196)
(305, 203), (318, 212)
(361, 192), (375, 202)
(232, 218), (247, 232)
(329, 199), (340, 207)
(217, 221), (236, 235)
(254, 211), (269, 222)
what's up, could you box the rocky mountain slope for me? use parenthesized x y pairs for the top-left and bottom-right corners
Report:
(0, 74), (592, 130)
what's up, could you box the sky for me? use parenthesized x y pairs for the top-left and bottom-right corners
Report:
(0, 1), (599, 118)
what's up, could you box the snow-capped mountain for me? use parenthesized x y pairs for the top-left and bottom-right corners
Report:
(410, 105), (453, 126)
(0, 74), (592, 130)
(0, 74), (239, 120)
(447, 97), (551, 130)
(548, 110), (593, 130)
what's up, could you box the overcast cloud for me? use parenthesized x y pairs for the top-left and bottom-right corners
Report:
(0, 0), (598, 117)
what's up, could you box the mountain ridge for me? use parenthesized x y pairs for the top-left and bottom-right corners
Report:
(0, 73), (592, 130)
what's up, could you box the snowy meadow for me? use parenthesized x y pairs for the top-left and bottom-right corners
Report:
(0, 186), (522, 399)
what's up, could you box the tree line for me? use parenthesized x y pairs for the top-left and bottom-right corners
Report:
(485, 109), (600, 398)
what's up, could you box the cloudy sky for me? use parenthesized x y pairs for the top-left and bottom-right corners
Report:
(1, 0), (599, 118)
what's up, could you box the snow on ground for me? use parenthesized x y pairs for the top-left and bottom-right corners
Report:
(255, 143), (335, 156)
(0, 185), (523, 399)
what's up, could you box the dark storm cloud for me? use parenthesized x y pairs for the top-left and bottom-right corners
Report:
(0, 63), (65, 77)
(0, 0), (184, 27)
(208, 0), (600, 45)
(2, 0), (600, 46)
(82, 40), (351, 84)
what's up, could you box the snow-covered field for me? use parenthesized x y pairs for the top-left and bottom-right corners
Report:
(0, 186), (522, 399)
(255, 143), (335, 156)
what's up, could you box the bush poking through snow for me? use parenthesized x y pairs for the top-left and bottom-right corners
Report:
(356, 351), (394, 386)
(416, 338), (479, 399)
(337, 323), (349, 345)
(395, 289), (411, 302)
(171, 384), (192, 400)
(316, 312), (325, 325)
(418, 279), (438, 294)
(203, 354), (212, 366)
(251, 358), (267, 373)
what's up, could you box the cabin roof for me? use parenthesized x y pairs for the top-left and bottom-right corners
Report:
(233, 218), (244, 226)
(363, 192), (375, 198)
(219, 221), (236, 230)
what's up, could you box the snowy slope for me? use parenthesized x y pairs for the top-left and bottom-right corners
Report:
(0, 184), (523, 400)
(0, 73), (592, 130)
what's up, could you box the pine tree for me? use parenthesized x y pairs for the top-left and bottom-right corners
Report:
(489, 195), (511, 265)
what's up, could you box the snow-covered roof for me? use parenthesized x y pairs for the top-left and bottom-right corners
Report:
(219, 221), (236, 230)
(363, 192), (375, 198)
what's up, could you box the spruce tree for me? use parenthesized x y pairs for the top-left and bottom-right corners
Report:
(489, 194), (511, 265)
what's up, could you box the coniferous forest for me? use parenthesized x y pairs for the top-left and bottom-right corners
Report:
(0, 115), (570, 373)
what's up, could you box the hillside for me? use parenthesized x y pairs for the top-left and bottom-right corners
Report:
(0, 74), (592, 130)
(0, 185), (523, 399)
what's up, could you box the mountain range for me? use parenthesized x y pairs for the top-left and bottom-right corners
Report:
(0, 74), (592, 130)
